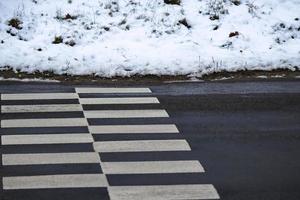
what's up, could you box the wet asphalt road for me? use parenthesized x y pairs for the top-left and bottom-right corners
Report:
(0, 79), (300, 200)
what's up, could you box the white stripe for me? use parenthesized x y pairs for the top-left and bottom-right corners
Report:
(1, 93), (78, 100)
(79, 97), (159, 105)
(3, 174), (108, 190)
(101, 160), (204, 174)
(93, 140), (191, 152)
(1, 134), (93, 145)
(2, 152), (100, 165)
(108, 184), (220, 200)
(84, 110), (169, 118)
(1, 118), (88, 128)
(90, 124), (179, 134)
(75, 88), (151, 93)
(1, 104), (82, 113)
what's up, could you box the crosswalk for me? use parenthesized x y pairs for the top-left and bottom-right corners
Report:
(0, 87), (220, 200)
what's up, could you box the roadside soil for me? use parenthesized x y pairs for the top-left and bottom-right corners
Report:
(0, 67), (299, 84)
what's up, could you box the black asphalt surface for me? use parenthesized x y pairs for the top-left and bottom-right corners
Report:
(1, 79), (300, 200)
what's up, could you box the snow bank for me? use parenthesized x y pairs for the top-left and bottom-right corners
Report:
(0, 0), (299, 77)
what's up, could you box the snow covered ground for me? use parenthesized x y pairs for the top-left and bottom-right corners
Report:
(0, 0), (299, 77)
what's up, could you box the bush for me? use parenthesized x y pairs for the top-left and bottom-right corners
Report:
(164, 0), (180, 5)
(231, 0), (241, 6)
(178, 19), (191, 29)
(229, 31), (239, 37)
(8, 18), (22, 30)
(63, 13), (77, 20)
(56, 11), (77, 20)
(52, 36), (63, 44)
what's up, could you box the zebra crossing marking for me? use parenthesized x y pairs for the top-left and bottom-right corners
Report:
(3, 174), (108, 190)
(2, 152), (100, 165)
(1, 134), (93, 145)
(108, 184), (220, 200)
(1, 104), (82, 113)
(1, 118), (88, 128)
(1, 93), (78, 100)
(93, 140), (191, 152)
(75, 87), (151, 94)
(0, 87), (220, 199)
(84, 109), (169, 118)
(101, 160), (204, 174)
(79, 97), (159, 105)
(89, 124), (179, 134)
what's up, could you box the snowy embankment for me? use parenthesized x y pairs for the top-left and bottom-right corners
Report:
(0, 0), (299, 77)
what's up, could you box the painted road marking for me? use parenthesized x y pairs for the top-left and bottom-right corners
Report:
(1, 134), (93, 145)
(0, 89), (220, 199)
(1, 104), (82, 113)
(1, 118), (88, 128)
(89, 124), (179, 134)
(93, 140), (191, 152)
(2, 152), (100, 165)
(84, 110), (169, 118)
(101, 160), (204, 174)
(79, 97), (159, 105)
(1, 93), (78, 100)
(75, 88), (151, 94)
(3, 174), (108, 190)
(108, 184), (220, 200)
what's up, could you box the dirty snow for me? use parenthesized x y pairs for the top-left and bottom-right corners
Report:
(0, 77), (60, 82)
(0, 0), (299, 77)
